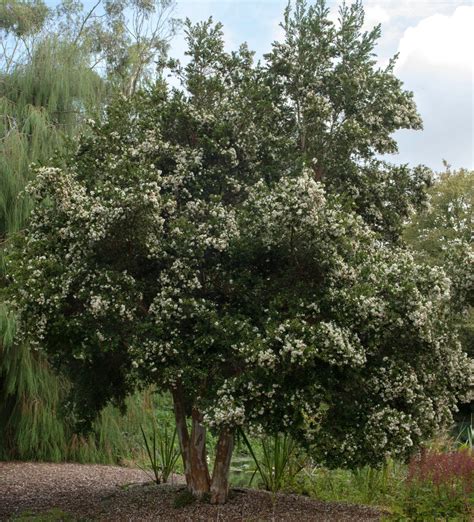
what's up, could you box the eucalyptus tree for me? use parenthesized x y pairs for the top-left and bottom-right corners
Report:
(96, 0), (180, 96)
(3, 7), (470, 503)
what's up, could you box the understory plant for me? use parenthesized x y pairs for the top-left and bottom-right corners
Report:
(399, 449), (474, 520)
(302, 460), (405, 507)
(240, 430), (304, 493)
(456, 417), (474, 451)
(140, 420), (180, 483)
(352, 461), (401, 504)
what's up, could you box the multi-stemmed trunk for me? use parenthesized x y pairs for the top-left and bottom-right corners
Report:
(172, 386), (234, 504)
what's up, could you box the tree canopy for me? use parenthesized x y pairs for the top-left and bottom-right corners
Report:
(405, 167), (473, 362)
(2, 0), (471, 504)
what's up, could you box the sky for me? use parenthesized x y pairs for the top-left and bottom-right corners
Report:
(47, 0), (474, 171)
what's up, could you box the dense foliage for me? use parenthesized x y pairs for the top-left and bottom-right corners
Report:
(404, 167), (473, 409)
(3, 0), (471, 502)
(4, 104), (469, 459)
(266, 0), (431, 240)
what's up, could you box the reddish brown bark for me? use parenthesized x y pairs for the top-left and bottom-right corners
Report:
(171, 388), (211, 497)
(189, 409), (211, 495)
(210, 429), (234, 504)
(171, 385), (192, 487)
(171, 387), (235, 502)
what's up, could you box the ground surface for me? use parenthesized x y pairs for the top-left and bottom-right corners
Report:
(0, 462), (385, 521)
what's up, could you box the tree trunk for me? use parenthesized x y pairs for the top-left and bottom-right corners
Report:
(210, 428), (234, 504)
(171, 387), (235, 503)
(171, 387), (210, 498)
(171, 386), (192, 487)
(188, 408), (211, 496)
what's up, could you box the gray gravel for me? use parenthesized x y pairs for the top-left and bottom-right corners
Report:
(0, 462), (386, 521)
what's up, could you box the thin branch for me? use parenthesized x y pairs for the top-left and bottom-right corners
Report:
(73, 0), (102, 47)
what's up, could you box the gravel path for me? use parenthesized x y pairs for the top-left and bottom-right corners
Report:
(0, 462), (385, 521)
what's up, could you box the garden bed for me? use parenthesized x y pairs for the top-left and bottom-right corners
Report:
(0, 462), (385, 521)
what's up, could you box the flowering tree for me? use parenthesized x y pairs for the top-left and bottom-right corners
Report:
(3, 1), (470, 504)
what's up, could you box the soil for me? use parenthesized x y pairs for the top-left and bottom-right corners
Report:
(0, 462), (386, 521)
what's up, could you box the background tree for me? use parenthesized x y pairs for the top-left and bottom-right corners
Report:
(404, 166), (472, 264)
(97, 0), (179, 96)
(404, 167), (473, 409)
(1, 0), (178, 239)
(0, 0), (104, 458)
(3, 10), (470, 504)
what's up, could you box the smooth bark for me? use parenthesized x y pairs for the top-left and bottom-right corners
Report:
(171, 385), (192, 486)
(171, 386), (235, 503)
(189, 408), (211, 495)
(171, 387), (211, 497)
(210, 428), (234, 504)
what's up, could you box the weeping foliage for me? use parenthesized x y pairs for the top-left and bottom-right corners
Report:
(0, 301), (168, 462)
(0, 315), (67, 460)
(0, 308), (168, 463)
(0, 38), (104, 238)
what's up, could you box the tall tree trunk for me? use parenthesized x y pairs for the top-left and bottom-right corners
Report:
(171, 386), (211, 497)
(210, 428), (234, 504)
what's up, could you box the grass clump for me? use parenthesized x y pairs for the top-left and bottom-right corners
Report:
(140, 419), (180, 484)
(172, 489), (196, 509)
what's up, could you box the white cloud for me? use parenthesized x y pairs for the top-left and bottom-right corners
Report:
(390, 6), (474, 170)
(395, 6), (474, 72)
(363, 0), (463, 22)
(363, 5), (390, 30)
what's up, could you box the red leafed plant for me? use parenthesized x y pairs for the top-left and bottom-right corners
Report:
(401, 449), (474, 519)
(408, 449), (474, 495)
